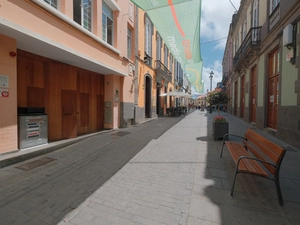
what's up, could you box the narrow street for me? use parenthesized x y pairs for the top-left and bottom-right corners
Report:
(0, 116), (183, 225)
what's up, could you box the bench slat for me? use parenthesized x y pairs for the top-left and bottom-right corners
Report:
(244, 140), (276, 175)
(226, 142), (247, 171)
(245, 129), (285, 165)
(225, 142), (268, 177)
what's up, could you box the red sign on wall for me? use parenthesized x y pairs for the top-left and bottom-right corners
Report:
(0, 89), (9, 97)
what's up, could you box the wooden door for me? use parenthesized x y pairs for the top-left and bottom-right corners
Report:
(268, 49), (279, 130)
(250, 66), (257, 123)
(241, 75), (245, 118)
(27, 87), (45, 107)
(97, 94), (104, 130)
(234, 81), (238, 116)
(61, 90), (77, 139)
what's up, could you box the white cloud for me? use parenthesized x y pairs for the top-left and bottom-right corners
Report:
(200, 0), (240, 49)
(198, 0), (240, 93)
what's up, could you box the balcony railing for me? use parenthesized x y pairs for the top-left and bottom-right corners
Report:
(269, 4), (280, 31)
(154, 60), (172, 79)
(233, 26), (261, 67)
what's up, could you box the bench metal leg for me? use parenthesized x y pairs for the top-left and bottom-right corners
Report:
(230, 165), (239, 196)
(220, 140), (226, 158)
(275, 179), (284, 206)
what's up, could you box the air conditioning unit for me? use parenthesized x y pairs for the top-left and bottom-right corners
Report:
(283, 24), (293, 47)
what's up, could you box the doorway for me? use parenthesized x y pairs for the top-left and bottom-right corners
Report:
(267, 49), (279, 130)
(145, 75), (152, 118)
(241, 75), (245, 118)
(234, 80), (238, 116)
(250, 66), (257, 123)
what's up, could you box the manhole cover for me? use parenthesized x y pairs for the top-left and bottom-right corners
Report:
(15, 157), (56, 171)
(111, 131), (131, 137)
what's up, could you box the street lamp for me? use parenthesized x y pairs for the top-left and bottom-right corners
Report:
(209, 71), (214, 91)
(209, 71), (214, 113)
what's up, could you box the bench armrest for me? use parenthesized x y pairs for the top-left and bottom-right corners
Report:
(222, 133), (247, 142)
(237, 156), (276, 168)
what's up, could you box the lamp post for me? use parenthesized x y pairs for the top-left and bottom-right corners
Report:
(209, 71), (214, 91)
(209, 71), (214, 113)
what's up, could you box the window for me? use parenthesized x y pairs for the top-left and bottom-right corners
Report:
(127, 27), (132, 59)
(145, 17), (152, 57)
(174, 59), (177, 80)
(252, 0), (259, 41)
(164, 44), (169, 68)
(253, 0), (258, 27)
(102, 1), (114, 45)
(44, 0), (57, 8)
(169, 54), (173, 73)
(156, 32), (162, 61)
(242, 20), (247, 41)
(129, 2), (134, 22)
(73, 0), (92, 31)
(270, 0), (280, 13)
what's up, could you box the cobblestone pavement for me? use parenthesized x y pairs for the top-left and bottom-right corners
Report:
(1, 110), (300, 225)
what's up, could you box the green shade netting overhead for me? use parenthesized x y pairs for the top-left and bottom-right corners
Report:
(130, 0), (203, 93)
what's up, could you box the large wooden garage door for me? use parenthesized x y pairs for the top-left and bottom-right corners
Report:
(61, 90), (77, 139)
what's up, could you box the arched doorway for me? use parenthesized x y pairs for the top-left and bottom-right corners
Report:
(145, 75), (152, 118)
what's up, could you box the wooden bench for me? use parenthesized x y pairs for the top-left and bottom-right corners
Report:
(220, 128), (287, 206)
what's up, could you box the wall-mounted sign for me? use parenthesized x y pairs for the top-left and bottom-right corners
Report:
(0, 75), (9, 88)
(0, 88), (9, 97)
(105, 102), (111, 108)
(104, 109), (112, 124)
(286, 50), (293, 62)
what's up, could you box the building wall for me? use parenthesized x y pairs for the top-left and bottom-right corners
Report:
(0, 0), (134, 153)
(135, 8), (175, 122)
(257, 54), (265, 108)
(0, 34), (18, 153)
(226, 0), (300, 149)
(281, 47), (297, 106)
(1, 1), (126, 71)
(259, 0), (267, 26)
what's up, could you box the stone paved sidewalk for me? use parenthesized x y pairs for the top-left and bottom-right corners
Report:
(58, 111), (300, 225)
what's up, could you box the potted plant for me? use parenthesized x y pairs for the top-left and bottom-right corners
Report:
(207, 88), (229, 140)
(212, 115), (229, 140)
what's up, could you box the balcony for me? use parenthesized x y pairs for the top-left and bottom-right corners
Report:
(269, 4), (280, 31)
(233, 26), (261, 71)
(154, 60), (172, 84)
(222, 72), (229, 84)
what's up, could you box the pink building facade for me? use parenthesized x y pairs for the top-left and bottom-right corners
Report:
(0, 0), (135, 154)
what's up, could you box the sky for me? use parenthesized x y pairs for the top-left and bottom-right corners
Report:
(198, 0), (240, 94)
